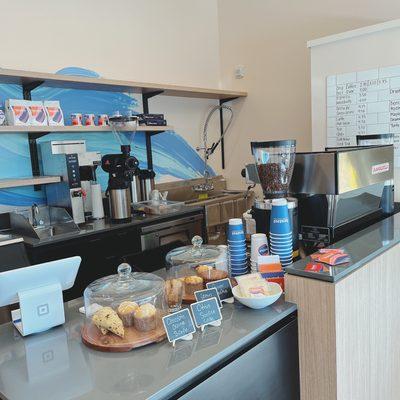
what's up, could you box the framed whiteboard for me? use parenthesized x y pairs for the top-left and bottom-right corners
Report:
(327, 65), (400, 166)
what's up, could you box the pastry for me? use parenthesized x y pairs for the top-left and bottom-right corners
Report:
(196, 265), (213, 274)
(184, 276), (204, 297)
(117, 301), (139, 327)
(92, 307), (125, 338)
(165, 279), (183, 308)
(196, 266), (228, 284)
(134, 303), (157, 332)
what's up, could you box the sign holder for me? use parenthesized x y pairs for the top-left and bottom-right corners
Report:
(162, 308), (196, 348)
(206, 278), (234, 304)
(190, 298), (223, 332)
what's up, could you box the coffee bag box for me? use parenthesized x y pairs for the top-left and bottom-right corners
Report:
(5, 99), (31, 126)
(28, 101), (48, 126)
(44, 101), (64, 126)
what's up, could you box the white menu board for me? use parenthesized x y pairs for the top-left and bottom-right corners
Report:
(327, 65), (400, 166)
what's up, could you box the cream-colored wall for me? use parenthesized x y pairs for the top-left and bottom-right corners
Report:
(1, 0), (222, 175)
(216, 0), (400, 190)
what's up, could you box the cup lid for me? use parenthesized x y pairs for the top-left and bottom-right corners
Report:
(229, 218), (243, 225)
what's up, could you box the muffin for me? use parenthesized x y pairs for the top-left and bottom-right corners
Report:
(165, 279), (183, 309)
(184, 276), (204, 297)
(134, 303), (157, 332)
(117, 301), (139, 327)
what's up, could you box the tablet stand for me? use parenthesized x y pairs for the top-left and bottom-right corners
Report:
(11, 282), (65, 336)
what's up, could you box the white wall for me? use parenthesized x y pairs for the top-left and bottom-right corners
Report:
(310, 21), (400, 150)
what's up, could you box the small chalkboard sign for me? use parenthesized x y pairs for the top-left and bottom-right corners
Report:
(190, 298), (222, 331)
(194, 287), (222, 308)
(206, 278), (234, 303)
(162, 308), (196, 346)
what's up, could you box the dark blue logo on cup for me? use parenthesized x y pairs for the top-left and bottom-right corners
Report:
(258, 244), (269, 255)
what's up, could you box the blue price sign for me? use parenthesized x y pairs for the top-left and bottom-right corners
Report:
(194, 287), (222, 308)
(190, 298), (222, 329)
(206, 278), (233, 302)
(162, 309), (196, 343)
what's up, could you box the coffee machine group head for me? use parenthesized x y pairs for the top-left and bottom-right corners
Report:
(102, 145), (139, 222)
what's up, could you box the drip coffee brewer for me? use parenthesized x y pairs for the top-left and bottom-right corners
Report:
(249, 140), (299, 257)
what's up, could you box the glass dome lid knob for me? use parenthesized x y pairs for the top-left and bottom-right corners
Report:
(117, 263), (132, 280)
(191, 235), (203, 248)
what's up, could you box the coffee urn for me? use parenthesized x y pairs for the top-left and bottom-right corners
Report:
(101, 145), (139, 222)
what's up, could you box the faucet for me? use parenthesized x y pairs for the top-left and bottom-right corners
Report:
(31, 203), (39, 227)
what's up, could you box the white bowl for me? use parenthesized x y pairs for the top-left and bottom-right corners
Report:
(232, 282), (283, 309)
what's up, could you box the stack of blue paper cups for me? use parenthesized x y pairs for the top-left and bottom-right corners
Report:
(269, 198), (293, 268)
(228, 218), (248, 277)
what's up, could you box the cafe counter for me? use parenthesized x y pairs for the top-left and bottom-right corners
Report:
(0, 298), (298, 400)
(285, 213), (400, 400)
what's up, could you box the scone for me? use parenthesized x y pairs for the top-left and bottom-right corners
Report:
(92, 307), (125, 338)
(134, 303), (157, 332)
(165, 279), (183, 308)
(117, 301), (139, 327)
(184, 276), (204, 297)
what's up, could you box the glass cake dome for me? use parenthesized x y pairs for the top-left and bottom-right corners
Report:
(82, 263), (167, 351)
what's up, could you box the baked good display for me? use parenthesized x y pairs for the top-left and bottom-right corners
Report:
(165, 237), (228, 304)
(117, 301), (139, 327)
(134, 303), (157, 332)
(92, 307), (125, 338)
(82, 263), (167, 352)
(184, 276), (204, 296)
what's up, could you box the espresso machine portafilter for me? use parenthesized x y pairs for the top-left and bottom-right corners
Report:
(101, 145), (139, 222)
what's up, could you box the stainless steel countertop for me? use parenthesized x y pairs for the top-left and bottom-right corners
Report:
(20, 206), (203, 247)
(0, 297), (296, 400)
(286, 212), (400, 282)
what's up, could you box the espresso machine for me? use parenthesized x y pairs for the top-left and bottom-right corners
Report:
(40, 141), (86, 224)
(289, 145), (394, 250)
(101, 145), (139, 222)
(249, 140), (299, 256)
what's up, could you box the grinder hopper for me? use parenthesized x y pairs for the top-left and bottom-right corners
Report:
(250, 140), (296, 199)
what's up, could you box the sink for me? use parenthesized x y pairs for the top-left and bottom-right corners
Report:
(10, 206), (80, 240)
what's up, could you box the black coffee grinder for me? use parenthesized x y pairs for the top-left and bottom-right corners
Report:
(101, 145), (139, 222)
(249, 140), (299, 256)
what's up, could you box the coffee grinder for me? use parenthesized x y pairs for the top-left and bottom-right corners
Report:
(249, 140), (299, 256)
(101, 145), (139, 222)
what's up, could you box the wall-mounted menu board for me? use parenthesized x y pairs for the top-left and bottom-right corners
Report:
(327, 65), (400, 166)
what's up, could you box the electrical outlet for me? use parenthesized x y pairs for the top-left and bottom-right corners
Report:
(235, 65), (245, 79)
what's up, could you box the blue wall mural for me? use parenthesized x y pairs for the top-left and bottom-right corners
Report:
(0, 67), (214, 208)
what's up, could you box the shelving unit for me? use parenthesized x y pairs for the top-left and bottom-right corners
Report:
(0, 67), (247, 187)
(0, 125), (173, 133)
(0, 176), (61, 189)
(0, 68), (247, 100)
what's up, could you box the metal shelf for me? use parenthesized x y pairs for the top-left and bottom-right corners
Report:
(0, 176), (61, 189)
(0, 125), (172, 133)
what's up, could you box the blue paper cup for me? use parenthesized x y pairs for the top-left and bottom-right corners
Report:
(230, 259), (247, 265)
(229, 250), (247, 256)
(230, 262), (247, 267)
(229, 255), (247, 263)
(228, 218), (245, 241)
(228, 243), (246, 248)
(228, 240), (246, 245)
(269, 199), (291, 235)
(270, 245), (292, 253)
(230, 264), (247, 270)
